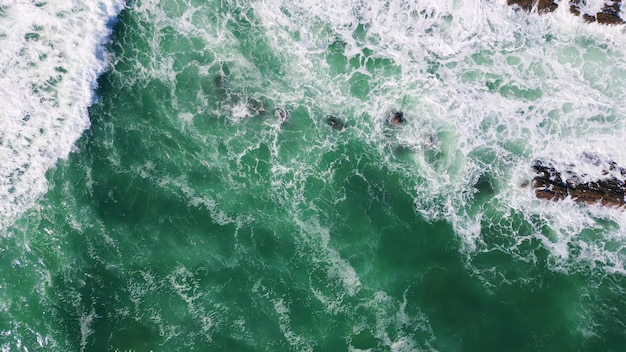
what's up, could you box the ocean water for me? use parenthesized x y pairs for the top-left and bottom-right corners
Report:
(2, 0), (626, 350)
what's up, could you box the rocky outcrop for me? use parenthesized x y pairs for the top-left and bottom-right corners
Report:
(508, 0), (624, 25)
(326, 115), (347, 131)
(531, 159), (626, 208)
(508, 0), (558, 13)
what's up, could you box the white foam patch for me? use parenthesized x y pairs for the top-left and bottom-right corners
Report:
(0, 0), (124, 231)
(354, 290), (435, 352)
(167, 266), (221, 340)
(79, 308), (97, 352)
(291, 216), (362, 313)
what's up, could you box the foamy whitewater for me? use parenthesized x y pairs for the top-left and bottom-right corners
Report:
(0, 0), (124, 229)
(248, 0), (626, 272)
(2, 0), (626, 350)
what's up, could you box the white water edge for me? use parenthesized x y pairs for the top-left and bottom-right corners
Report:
(0, 0), (124, 231)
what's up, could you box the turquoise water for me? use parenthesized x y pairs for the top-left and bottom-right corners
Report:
(3, 0), (626, 350)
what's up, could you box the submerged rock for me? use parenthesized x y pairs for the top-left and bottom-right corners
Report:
(531, 159), (626, 208)
(325, 115), (347, 131)
(276, 107), (288, 124)
(248, 97), (266, 116)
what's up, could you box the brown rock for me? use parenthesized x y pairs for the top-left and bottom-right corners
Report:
(532, 160), (626, 208)
(509, 0), (624, 25)
(570, 0), (625, 24)
(596, 13), (624, 25)
(507, 0), (558, 13)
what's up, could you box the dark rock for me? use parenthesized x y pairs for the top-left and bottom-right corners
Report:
(531, 160), (626, 208)
(387, 110), (406, 125)
(507, 0), (558, 13)
(326, 115), (347, 131)
(508, 0), (624, 25)
(248, 98), (266, 116)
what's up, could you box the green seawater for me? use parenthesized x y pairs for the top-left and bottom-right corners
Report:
(4, 0), (626, 351)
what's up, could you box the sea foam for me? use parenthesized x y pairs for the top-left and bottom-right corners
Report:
(0, 0), (124, 231)
(250, 0), (626, 274)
